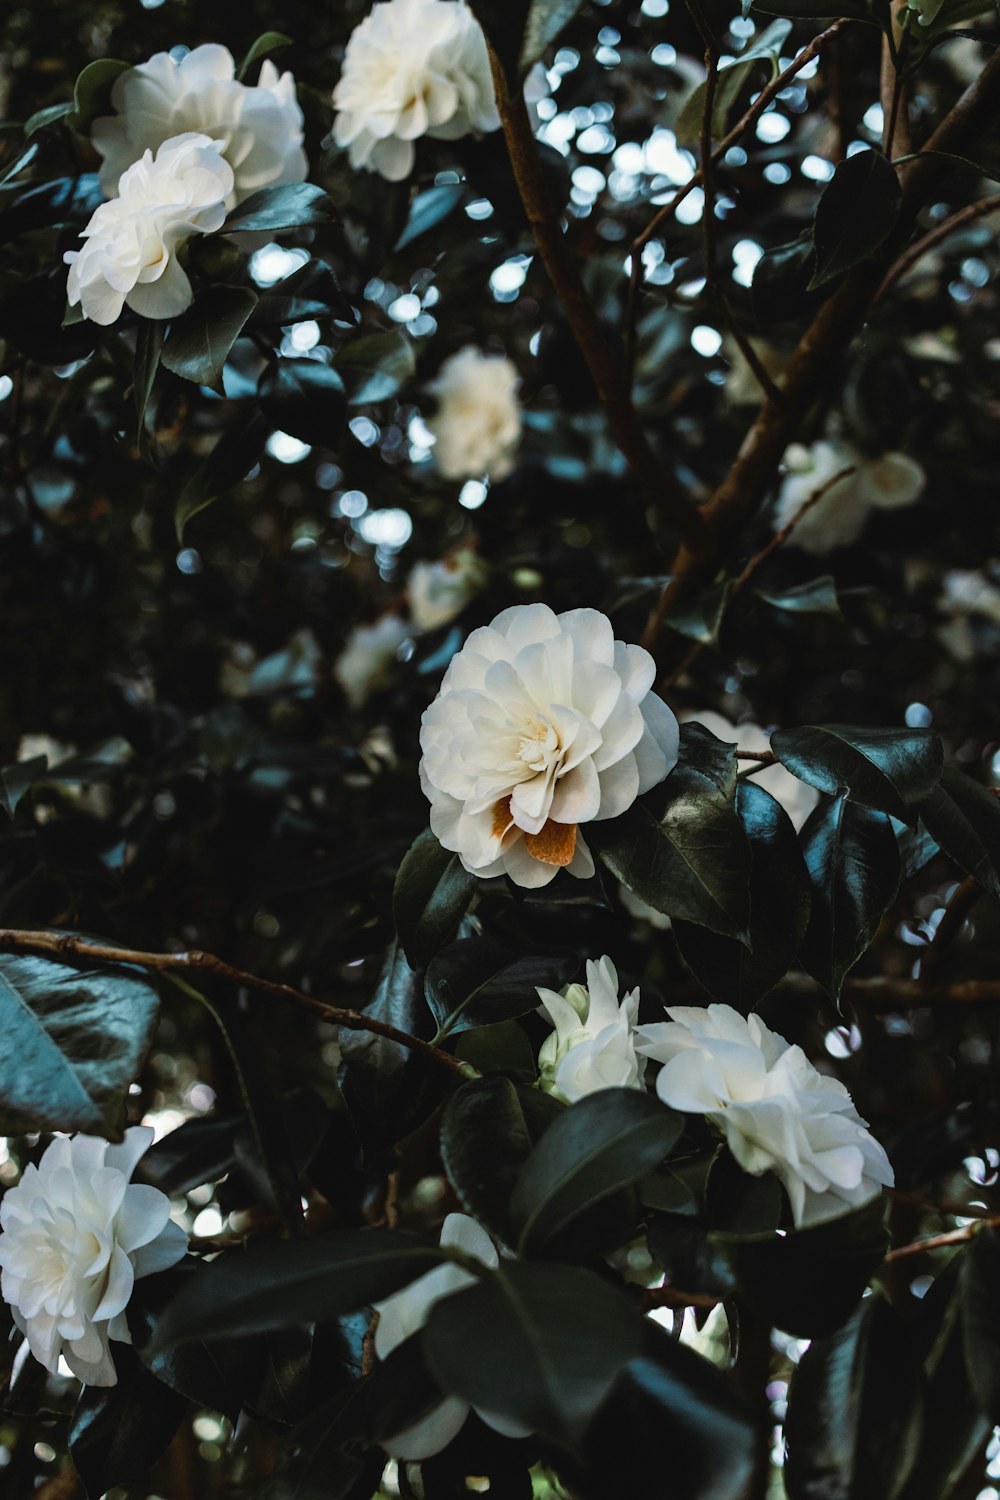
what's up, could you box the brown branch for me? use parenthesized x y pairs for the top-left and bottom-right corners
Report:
(486, 44), (709, 554)
(874, 192), (1000, 303)
(0, 928), (472, 1078)
(883, 1216), (1000, 1263)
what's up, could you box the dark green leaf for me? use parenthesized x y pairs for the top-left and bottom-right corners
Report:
(70, 1349), (188, 1498)
(394, 184), (466, 251)
(453, 1019), (538, 1081)
(66, 58), (129, 134)
(224, 183), (334, 234)
(175, 406), (269, 540)
(237, 31), (293, 81)
(677, 20), (792, 143)
(0, 950), (160, 1138)
(153, 1229), (447, 1349)
(423, 1262), (642, 1441)
(771, 725), (943, 820)
(252, 258), (351, 326)
(425, 937), (577, 1037)
(706, 1147), (785, 1235)
(920, 767), (1000, 899)
(757, 574), (844, 617)
(258, 357), (347, 448)
(0, 175), (104, 245)
(960, 1224), (1000, 1423)
(393, 826), (477, 969)
(0, 753), (48, 816)
(810, 150), (902, 289)
(716, 1195), (889, 1337)
(752, 230), (821, 325)
(161, 285), (258, 393)
(334, 329), (415, 405)
(510, 1089), (683, 1255)
(520, 0), (588, 71)
(338, 940), (434, 1143)
(440, 1076), (563, 1240)
(24, 102), (73, 137)
(133, 318), (162, 454)
(799, 795), (900, 999)
(674, 780), (812, 1007)
(665, 579), (735, 647)
(593, 723), (752, 939)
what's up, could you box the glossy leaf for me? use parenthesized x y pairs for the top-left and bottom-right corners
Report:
(677, 20), (792, 143)
(0, 753), (47, 816)
(161, 285), (257, 393)
(757, 575), (843, 617)
(257, 357), (347, 448)
(175, 406), (269, 539)
(252, 258), (352, 326)
(920, 767), (1000, 899)
(771, 725), (943, 820)
(132, 318), (162, 453)
(799, 795), (900, 999)
(394, 184), (466, 251)
(66, 58), (129, 133)
(440, 1075), (562, 1240)
(810, 150), (902, 289)
(0, 950), (160, 1138)
(224, 182), (334, 233)
(392, 826), (477, 969)
(334, 329), (415, 405)
(237, 31), (292, 80)
(425, 937), (577, 1036)
(70, 1349), (188, 1498)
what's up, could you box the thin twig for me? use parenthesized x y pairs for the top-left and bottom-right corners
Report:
(0, 928), (472, 1078)
(874, 192), (1000, 303)
(883, 1216), (1000, 1263)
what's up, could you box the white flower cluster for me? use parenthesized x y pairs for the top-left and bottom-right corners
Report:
(536, 956), (646, 1103)
(774, 438), (926, 553)
(0, 1128), (187, 1386)
(428, 347), (523, 483)
(419, 603), (680, 888)
(332, 0), (500, 181)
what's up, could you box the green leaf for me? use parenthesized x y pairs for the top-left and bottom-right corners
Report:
(423, 1262), (643, 1441)
(24, 102), (73, 137)
(674, 780), (812, 1008)
(161, 285), (258, 393)
(152, 1229), (447, 1349)
(593, 722), (752, 939)
(70, 1350), (188, 1498)
(519, 0), (588, 72)
(453, 1019), (538, 1081)
(0, 950), (160, 1139)
(771, 724), (943, 821)
(392, 826), (477, 969)
(66, 58), (129, 134)
(799, 794), (900, 999)
(810, 150), (902, 289)
(0, 753), (48, 816)
(919, 767), (1000, 899)
(757, 574), (844, 617)
(394, 184), (467, 252)
(705, 1147), (785, 1235)
(715, 1195), (889, 1337)
(257, 357), (346, 449)
(237, 31), (293, 81)
(133, 318), (162, 455)
(440, 1076), (563, 1240)
(665, 579), (735, 647)
(223, 182), (334, 234)
(752, 230), (821, 325)
(175, 406), (269, 540)
(677, 20), (792, 143)
(334, 330), (416, 405)
(960, 1224), (1000, 1423)
(252, 258), (351, 326)
(751, 0), (881, 20)
(510, 1089), (683, 1256)
(785, 1296), (923, 1500)
(425, 937), (577, 1037)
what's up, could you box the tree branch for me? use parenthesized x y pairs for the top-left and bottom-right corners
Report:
(0, 928), (473, 1078)
(874, 192), (1000, 303)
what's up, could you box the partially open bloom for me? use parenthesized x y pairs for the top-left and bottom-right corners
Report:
(419, 603), (680, 888)
(683, 710), (819, 831)
(65, 132), (233, 325)
(92, 44), (307, 208)
(407, 548), (487, 632)
(333, 614), (410, 709)
(428, 347), (522, 482)
(0, 1128), (188, 1386)
(774, 439), (926, 554)
(637, 1004), (893, 1226)
(537, 956), (646, 1103)
(332, 0), (499, 181)
(373, 1213), (529, 1458)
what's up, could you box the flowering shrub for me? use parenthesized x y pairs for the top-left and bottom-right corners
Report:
(1, 1), (1000, 1498)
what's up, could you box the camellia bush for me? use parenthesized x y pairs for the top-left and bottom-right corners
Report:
(2, 0), (1000, 1496)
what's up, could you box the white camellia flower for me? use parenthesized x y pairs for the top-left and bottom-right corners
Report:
(407, 549), (487, 632)
(428, 347), (523, 483)
(332, 0), (500, 182)
(372, 1213), (529, 1458)
(536, 956), (646, 1103)
(0, 1127), (188, 1386)
(773, 439), (926, 554)
(333, 614), (410, 709)
(637, 1004), (894, 1227)
(419, 603), (680, 888)
(65, 132), (233, 325)
(682, 710), (819, 832)
(91, 44), (307, 208)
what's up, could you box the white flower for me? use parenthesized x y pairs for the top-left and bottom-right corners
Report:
(332, 0), (499, 182)
(0, 1128), (188, 1386)
(65, 132), (233, 325)
(373, 1213), (529, 1458)
(333, 615), (410, 709)
(722, 336), (787, 407)
(773, 439), (925, 554)
(536, 956), (646, 1103)
(428, 347), (523, 483)
(682, 710), (819, 832)
(407, 549), (487, 632)
(419, 603), (680, 888)
(940, 568), (1000, 625)
(636, 1004), (894, 1227)
(91, 44), (307, 208)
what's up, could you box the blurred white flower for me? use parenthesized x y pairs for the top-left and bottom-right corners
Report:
(332, 0), (499, 181)
(682, 710), (819, 832)
(65, 132), (233, 325)
(637, 1004), (893, 1226)
(419, 603), (680, 888)
(723, 336), (786, 407)
(407, 548), (487, 632)
(773, 439), (925, 554)
(92, 44), (307, 208)
(939, 569), (1000, 625)
(373, 1213), (529, 1457)
(334, 615), (410, 709)
(428, 347), (523, 483)
(619, 884), (672, 930)
(0, 1128), (187, 1386)
(537, 955), (646, 1103)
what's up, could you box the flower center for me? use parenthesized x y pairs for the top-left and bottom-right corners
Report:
(517, 716), (560, 774)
